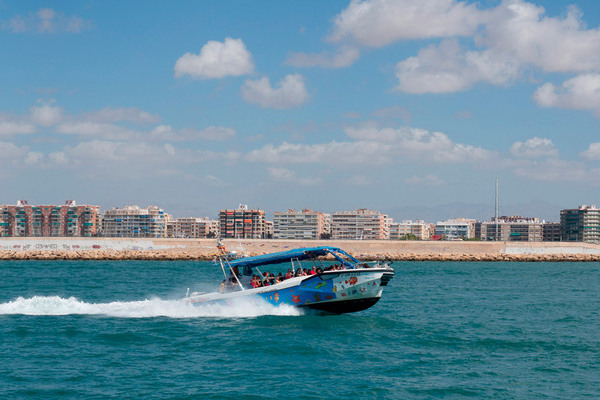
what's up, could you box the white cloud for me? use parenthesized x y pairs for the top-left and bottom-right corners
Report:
(0, 141), (29, 160)
(510, 137), (558, 158)
(0, 121), (36, 136)
(148, 125), (236, 141)
(174, 37), (254, 79)
(82, 107), (161, 124)
(24, 151), (44, 165)
(2, 8), (91, 33)
(49, 152), (68, 165)
(56, 122), (137, 140)
(404, 174), (444, 186)
(581, 143), (600, 160)
(268, 167), (295, 181)
(533, 74), (600, 118)
(30, 102), (63, 126)
(344, 122), (493, 162)
(247, 140), (391, 165)
(482, 2), (600, 74)
(285, 46), (360, 68)
(329, 0), (484, 47)
(241, 74), (309, 109)
(395, 39), (520, 93)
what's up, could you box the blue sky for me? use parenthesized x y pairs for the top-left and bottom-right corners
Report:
(1, 0), (600, 221)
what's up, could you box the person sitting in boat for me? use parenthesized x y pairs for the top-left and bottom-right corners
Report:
(285, 269), (293, 279)
(302, 268), (309, 276)
(309, 266), (317, 275)
(275, 275), (283, 284)
(295, 268), (302, 277)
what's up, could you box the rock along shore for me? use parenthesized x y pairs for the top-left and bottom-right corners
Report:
(1, 238), (600, 261)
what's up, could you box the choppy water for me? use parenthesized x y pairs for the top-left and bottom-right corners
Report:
(1, 260), (599, 399)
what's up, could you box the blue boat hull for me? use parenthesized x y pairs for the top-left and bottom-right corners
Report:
(186, 268), (394, 314)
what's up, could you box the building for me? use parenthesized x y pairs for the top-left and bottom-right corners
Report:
(331, 209), (389, 240)
(560, 205), (600, 243)
(219, 204), (266, 239)
(101, 205), (169, 238)
(0, 200), (101, 237)
(389, 220), (431, 240)
(543, 222), (561, 242)
(480, 216), (544, 242)
(273, 209), (331, 240)
(434, 218), (476, 240)
(166, 217), (219, 238)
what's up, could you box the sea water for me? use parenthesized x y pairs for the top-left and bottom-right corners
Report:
(1, 260), (599, 399)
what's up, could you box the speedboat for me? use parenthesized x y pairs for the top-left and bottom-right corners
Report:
(185, 244), (394, 314)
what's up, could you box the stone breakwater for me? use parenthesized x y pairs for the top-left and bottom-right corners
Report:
(1, 238), (600, 261)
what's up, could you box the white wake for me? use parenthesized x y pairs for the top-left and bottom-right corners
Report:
(0, 296), (302, 318)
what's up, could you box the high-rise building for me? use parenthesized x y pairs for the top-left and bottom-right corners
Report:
(560, 205), (600, 243)
(331, 209), (389, 240)
(434, 218), (476, 240)
(273, 209), (331, 240)
(542, 222), (561, 242)
(480, 216), (544, 242)
(219, 204), (266, 239)
(166, 217), (219, 238)
(101, 205), (168, 238)
(0, 200), (101, 237)
(389, 220), (431, 240)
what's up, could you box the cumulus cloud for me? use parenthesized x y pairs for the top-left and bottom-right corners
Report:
(82, 107), (161, 124)
(174, 37), (254, 79)
(285, 46), (360, 68)
(344, 122), (493, 162)
(395, 39), (520, 93)
(2, 8), (91, 33)
(482, 2), (600, 74)
(30, 102), (63, 126)
(329, 0), (484, 47)
(581, 143), (600, 160)
(510, 137), (558, 158)
(0, 121), (36, 136)
(247, 141), (391, 165)
(241, 74), (309, 109)
(56, 122), (137, 140)
(533, 74), (600, 118)
(148, 125), (236, 141)
(268, 167), (295, 181)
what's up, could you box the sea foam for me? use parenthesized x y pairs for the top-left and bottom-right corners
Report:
(0, 295), (301, 318)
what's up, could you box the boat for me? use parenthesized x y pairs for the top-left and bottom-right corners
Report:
(185, 243), (394, 314)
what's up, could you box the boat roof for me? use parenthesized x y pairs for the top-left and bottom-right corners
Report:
(226, 246), (355, 269)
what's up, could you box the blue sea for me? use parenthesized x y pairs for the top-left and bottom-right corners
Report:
(1, 260), (599, 399)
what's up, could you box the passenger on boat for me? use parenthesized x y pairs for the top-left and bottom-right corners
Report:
(295, 268), (302, 277)
(285, 269), (293, 279)
(309, 266), (317, 275)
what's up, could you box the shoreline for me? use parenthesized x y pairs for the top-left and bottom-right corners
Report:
(1, 238), (600, 261)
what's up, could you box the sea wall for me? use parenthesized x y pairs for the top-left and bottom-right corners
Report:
(1, 238), (600, 261)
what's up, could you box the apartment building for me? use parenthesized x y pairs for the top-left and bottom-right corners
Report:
(101, 205), (168, 238)
(219, 204), (266, 239)
(389, 220), (432, 240)
(0, 200), (101, 237)
(331, 209), (389, 240)
(434, 218), (476, 240)
(560, 205), (600, 243)
(480, 216), (544, 242)
(166, 217), (219, 238)
(273, 209), (331, 240)
(542, 222), (561, 242)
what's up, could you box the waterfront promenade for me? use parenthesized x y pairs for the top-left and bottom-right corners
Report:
(1, 238), (600, 261)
